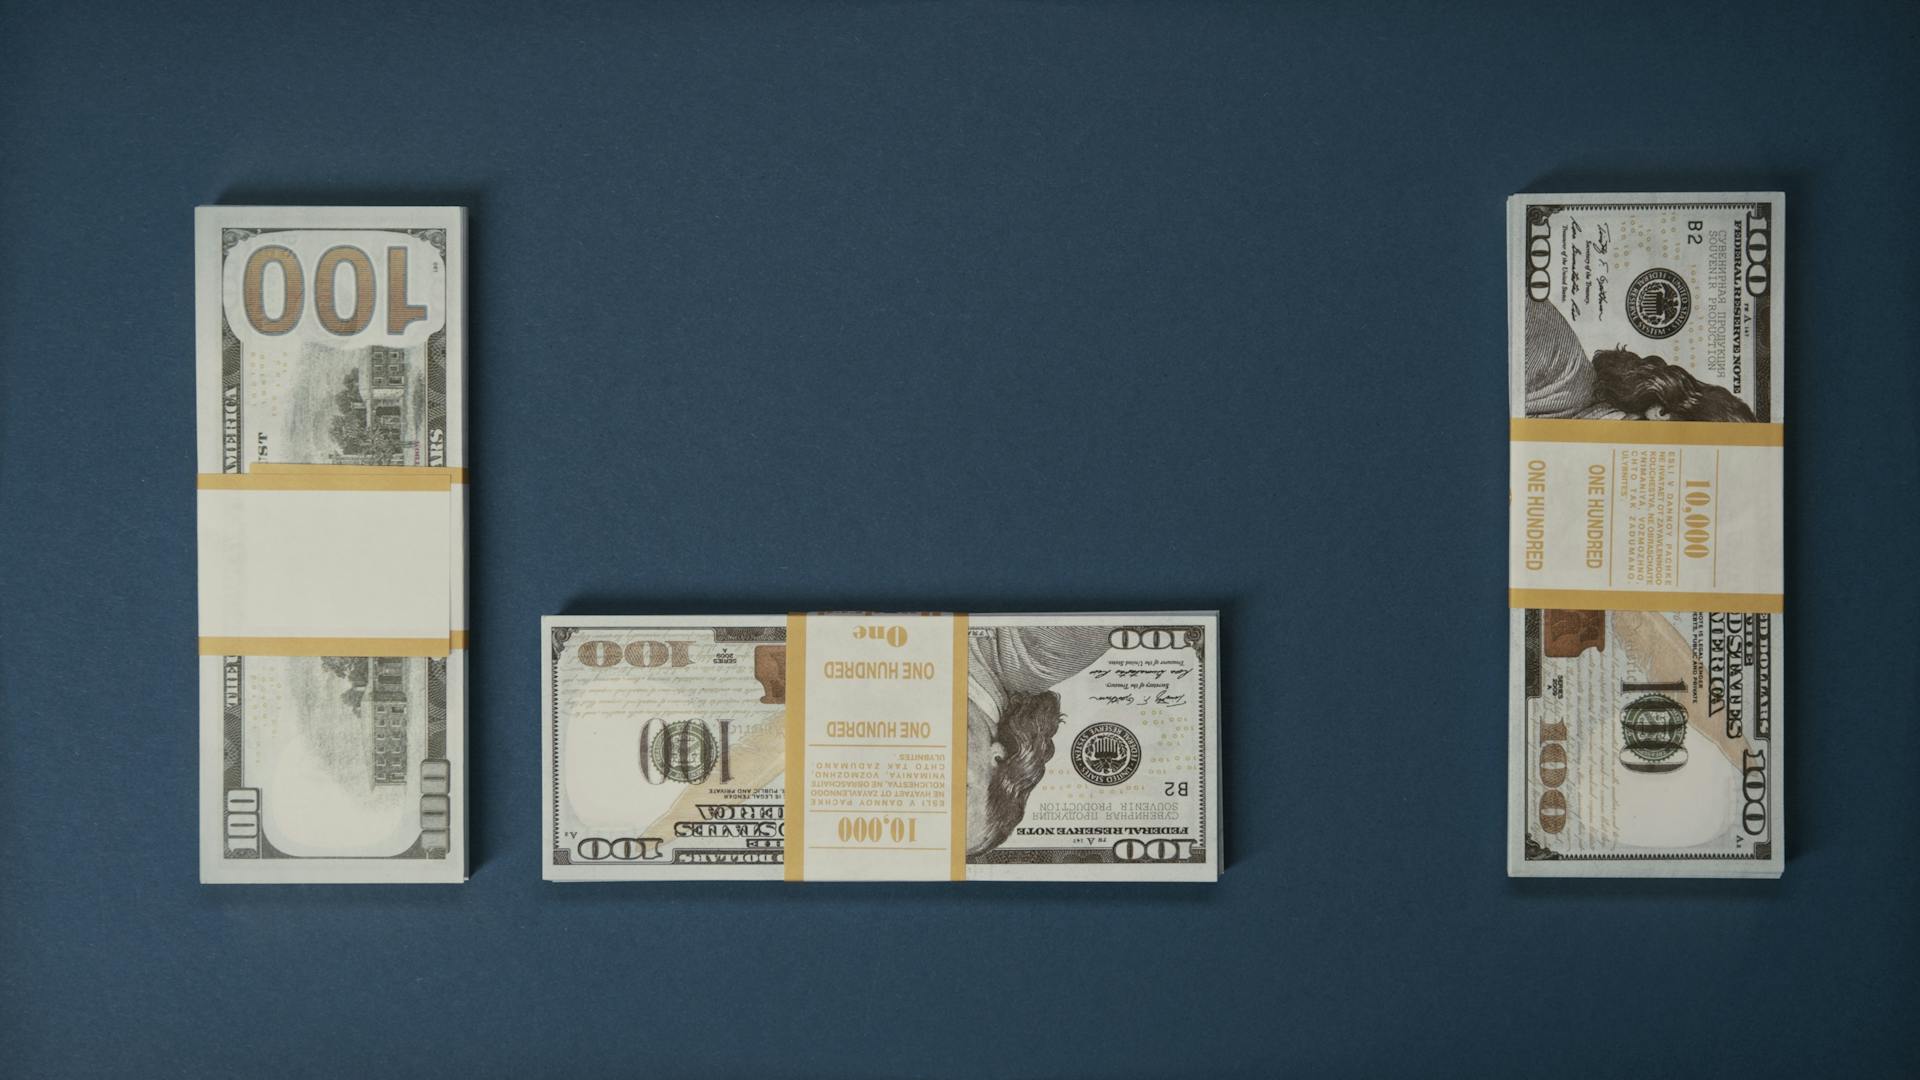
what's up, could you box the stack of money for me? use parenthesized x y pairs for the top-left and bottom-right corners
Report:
(196, 207), (468, 884)
(543, 613), (1220, 881)
(1506, 194), (1784, 877)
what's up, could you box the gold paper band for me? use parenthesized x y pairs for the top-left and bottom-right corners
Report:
(950, 613), (969, 882)
(783, 613), (808, 882)
(199, 464), (466, 491)
(199, 472), (448, 493)
(198, 635), (454, 657)
(1510, 418), (1784, 447)
(1508, 588), (1784, 614)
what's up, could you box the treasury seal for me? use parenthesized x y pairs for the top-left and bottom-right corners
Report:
(1625, 267), (1691, 339)
(1071, 722), (1142, 786)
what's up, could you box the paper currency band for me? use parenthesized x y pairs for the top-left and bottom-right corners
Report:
(1510, 419), (1783, 613)
(1510, 418), (1784, 447)
(949, 613), (968, 883)
(196, 464), (469, 491)
(1508, 589), (1783, 614)
(783, 614), (808, 882)
(781, 613), (970, 882)
(199, 633), (465, 657)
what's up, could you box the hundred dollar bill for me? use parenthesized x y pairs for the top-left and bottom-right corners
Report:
(543, 614), (1220, 882)
(196, 207), (467, 883)
(1507, 194), (1784, 877)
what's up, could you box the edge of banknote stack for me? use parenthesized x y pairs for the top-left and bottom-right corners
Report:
(196, 206), (468, 884)
(1506, 193), (1785, 878)
(542, 612), (1222, 883)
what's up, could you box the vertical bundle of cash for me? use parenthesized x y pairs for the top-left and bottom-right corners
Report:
(1506, 194), (1784, 877)
(542, 613), (1220, 881)
(196, 207), (468, 883)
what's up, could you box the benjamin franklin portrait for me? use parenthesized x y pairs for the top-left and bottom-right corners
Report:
(963, 625), (1113, 856)
(1525, 300), (1754, 422)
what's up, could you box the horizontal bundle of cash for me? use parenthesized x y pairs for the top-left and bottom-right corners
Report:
(196, 207), (468, 884)
(1506, 193), (1784, 878)
(543, 613), (1220, 881)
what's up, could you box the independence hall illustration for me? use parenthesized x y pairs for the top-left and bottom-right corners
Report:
(323, 655), (412, 787)
(327, 346), (411, 466)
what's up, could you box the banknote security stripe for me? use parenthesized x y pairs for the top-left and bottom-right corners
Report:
(1509, 419), (1783, 612)
(197, 465), (458, 654)
(783, 613), (970, 882)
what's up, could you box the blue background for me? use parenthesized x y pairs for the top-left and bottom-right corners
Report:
(2, 2), (1916, 1076)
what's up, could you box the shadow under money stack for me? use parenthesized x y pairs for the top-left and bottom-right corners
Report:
(1506, 193), (1784, 878)
(195, 207), (468, 884)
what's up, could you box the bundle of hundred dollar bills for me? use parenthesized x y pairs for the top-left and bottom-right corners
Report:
(196, 207), (468, 883)
(1507, 194), (1783, 877)
(543, 613), (1220, 881)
